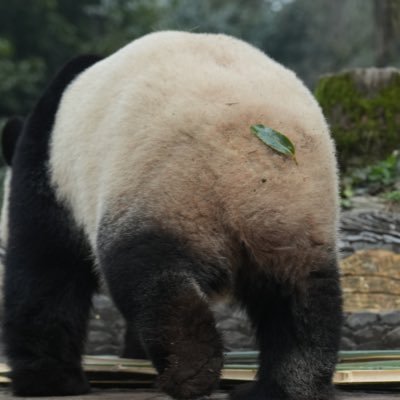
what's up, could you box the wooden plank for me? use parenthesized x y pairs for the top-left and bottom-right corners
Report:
(335, 369), (400, 384)
(1, 352), (400, 386)
(225, 350), (400, 364)
(0, 388), (399, 399)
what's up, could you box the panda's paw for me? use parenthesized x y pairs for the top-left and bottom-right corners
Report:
(157, 346), (223, 399)
(11, 366), (90, 397)
(230, 382), (335, 400)
(146, 286), (224, 398)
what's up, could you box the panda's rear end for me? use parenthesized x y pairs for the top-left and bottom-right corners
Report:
(2, 31), (342, 400)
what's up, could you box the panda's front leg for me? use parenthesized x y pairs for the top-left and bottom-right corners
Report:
(99, 232), (225, 399)
(232, 256), (342, 400)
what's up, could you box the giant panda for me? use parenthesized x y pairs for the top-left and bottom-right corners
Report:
(2, 31), (342, 400)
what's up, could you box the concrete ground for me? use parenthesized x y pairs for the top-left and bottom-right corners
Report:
(0, 388), (399, 399)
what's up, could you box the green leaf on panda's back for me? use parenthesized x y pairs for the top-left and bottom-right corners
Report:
(250, 124), (297, 164)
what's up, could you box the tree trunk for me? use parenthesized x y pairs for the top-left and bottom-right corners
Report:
(374, 0), (400, 67)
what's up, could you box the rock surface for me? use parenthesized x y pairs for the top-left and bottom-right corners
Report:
(86, 297), (400, 355)
(341, 311), (400, 350)
(340, 206), (400, 258)
(341, 249), (400, 311)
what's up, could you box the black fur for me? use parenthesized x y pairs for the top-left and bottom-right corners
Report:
(232, 253), (342, 400)
(1, 116), (24, 166)
(3, 55), (101, 396)
(122, 324), (148, 359)
(98, 227), (227, 399)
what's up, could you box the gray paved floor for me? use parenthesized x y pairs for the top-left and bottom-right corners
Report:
(0, 388), (399, 399)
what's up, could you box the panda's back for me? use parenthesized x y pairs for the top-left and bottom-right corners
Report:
(50, 31), (338, 270)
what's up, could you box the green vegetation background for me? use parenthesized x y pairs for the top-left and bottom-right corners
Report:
(1, 0), (400, 127)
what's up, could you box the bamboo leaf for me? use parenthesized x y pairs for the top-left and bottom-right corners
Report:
(251, 124), (297, 164)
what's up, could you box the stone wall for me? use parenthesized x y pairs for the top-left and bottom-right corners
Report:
(342, 311), (400, 350)
(87, 297), (400, 356)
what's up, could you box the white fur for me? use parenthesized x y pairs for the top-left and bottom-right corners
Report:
(0, 169), (11, 247)
(49, 31), (339, 277)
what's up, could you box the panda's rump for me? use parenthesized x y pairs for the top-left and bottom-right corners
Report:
(99, 110), (337, 283)
(49, 31), (338, 278)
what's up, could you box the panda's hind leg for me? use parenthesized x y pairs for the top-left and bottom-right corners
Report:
(232, 252), (342, 400)
(98, 228), (227, 399)
(122, 322), (148, 359)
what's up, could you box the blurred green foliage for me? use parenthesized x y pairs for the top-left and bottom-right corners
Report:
(0, 0), (168, 122)
(315, 70), (400, 169)
(341, 151), (400, 208)
(384, 190), (400, 204)
(0, 0), (399, 133)
(351, 151), (400, 190)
